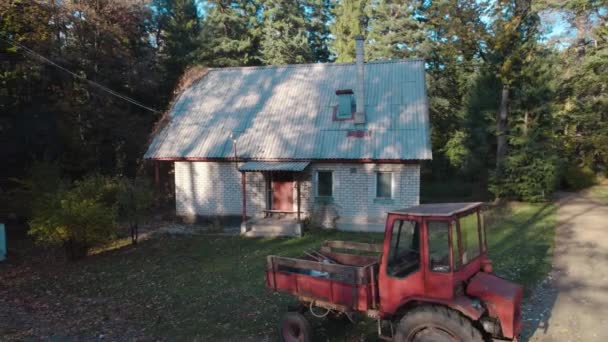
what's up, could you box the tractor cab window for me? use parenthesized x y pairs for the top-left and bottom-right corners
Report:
(428, 221), (451, 273)
(387, 219), (420, 278)
(459, 213), (481, 264)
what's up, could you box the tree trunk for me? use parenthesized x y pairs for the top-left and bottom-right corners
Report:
(523, 110), (529, 136)
(575, 12), (588, 59)
(496, 84), (509, 170)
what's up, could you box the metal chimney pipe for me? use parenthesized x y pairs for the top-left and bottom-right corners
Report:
(354, 35), (366, 125)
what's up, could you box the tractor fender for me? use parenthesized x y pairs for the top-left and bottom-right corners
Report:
(393, 295), (486, 322)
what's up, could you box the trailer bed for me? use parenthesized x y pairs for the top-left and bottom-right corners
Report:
(266, 240), (382, 312)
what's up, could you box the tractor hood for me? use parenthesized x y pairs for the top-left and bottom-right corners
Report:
(466, 272), (523, 339)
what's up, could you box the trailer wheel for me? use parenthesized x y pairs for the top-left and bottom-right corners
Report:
(279, 312), (312, 342)
(394, 305), (484, 342)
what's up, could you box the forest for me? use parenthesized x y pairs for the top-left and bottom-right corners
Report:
(1, 0), (607, 211)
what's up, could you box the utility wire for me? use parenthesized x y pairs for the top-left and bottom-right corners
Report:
(0, 35), (161, 114)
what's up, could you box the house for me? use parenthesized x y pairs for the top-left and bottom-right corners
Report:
(145, 37), (432, 234)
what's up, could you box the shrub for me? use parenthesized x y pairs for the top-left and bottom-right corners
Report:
(442, 131), (473, 171)
(29, 175), (119, 259)
(561, 164), (596, 191)
(116, 177), (155, 243)
(490, 142), (561, 202)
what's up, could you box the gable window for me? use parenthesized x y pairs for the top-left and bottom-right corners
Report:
(376, 172), (393, 199)
(316, 171), (333, 197)
(335, 89), (354, 119)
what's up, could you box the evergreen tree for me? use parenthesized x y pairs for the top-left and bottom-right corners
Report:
(259, 0), (313, 65)
(329, 0), (367, 62)
(305, 0), (333, 62)
(484, 0), (540, 170)
(554, 21), (608, 172)
(197, 0), (261, 67)
(365, 0), (426, 60)
(158, 0), (200, 87)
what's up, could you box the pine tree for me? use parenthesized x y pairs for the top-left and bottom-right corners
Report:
(158, 0), (200, 86)
(305, 0), (333, 62)
(259, 0), (313, 65)
(329, 0), (367, 62)
(364, 0), (426, 60)
(485, 0), (539, 170)
(197, 0), (261, 67)
(535, 0), (606, 58)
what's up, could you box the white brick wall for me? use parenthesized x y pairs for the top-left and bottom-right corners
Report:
(303, 163), (420, 231)
(174, 161), (420, 231)
(175, 162), (265, 217)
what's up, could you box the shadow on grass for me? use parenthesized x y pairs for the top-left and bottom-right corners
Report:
(2, 203), (565, 341)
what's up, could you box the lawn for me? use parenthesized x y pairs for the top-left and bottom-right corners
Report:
(0, 202), (556, 341)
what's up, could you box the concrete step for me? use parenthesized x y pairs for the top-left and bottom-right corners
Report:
(241, 220), (302, 238)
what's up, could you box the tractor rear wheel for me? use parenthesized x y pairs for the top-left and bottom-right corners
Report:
(279, 312), (312, 342)
(394, 306), (484, 342)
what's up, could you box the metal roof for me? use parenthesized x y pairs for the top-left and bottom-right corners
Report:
(390, 203), (483, 217)
(239, 161), (310, 172)
(145, 59), (432, 161)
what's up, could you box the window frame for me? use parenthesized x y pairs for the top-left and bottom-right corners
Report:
(315, 170), (334, 198)
(386, 218), (422, 279)
(426, 219), (453, 273)
(336, 93), (354, 119)
(375, 171), (394, 199)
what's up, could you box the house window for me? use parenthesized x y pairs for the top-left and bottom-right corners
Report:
(335, 89), (354, 119)
(376, 172), (393, 198)
(316, 171), (333, 197)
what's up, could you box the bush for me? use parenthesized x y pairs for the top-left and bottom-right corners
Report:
(561, 164), (597, 190)
(116, 178), (155, 243)
(490, 144), (561, 202)
(29, 175), (119, 259)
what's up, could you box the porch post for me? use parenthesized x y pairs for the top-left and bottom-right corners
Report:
(296, 177), (301, 221)
(154, 161), (160, 190)
(241, 171), (247, 223)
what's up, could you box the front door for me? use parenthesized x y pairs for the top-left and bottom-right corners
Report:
(271, 172), (294, 211)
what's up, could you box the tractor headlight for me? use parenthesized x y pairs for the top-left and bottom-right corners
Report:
(480, 316), (503, 336)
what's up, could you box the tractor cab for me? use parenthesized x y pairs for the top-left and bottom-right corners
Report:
(380, 202), (522, 340)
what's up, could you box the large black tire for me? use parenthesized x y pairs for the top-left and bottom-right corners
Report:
(394, 305), (484, 342)
(279, 312), (312, 342)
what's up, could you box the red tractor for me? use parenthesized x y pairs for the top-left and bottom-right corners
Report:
(266, 202), (522, 341)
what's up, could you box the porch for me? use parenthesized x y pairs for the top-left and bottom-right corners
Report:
(238, 161), (309, 237)
(240, 216), (302, 237)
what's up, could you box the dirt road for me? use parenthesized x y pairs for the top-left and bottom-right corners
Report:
(525, 186), (608, 341)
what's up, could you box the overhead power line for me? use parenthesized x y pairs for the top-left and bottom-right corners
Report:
(0, 35), (161, 114)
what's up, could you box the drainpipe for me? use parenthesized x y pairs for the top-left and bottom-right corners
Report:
(354, 35), (366, 125)
(241, 171), (247, 223)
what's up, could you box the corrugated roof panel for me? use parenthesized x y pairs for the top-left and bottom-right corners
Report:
(145, 59), (432, 161)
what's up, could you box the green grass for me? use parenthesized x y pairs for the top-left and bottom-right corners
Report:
(2, 204), (556, 340)
(587, 184), (608, 204)
(485, 202), (557, 293)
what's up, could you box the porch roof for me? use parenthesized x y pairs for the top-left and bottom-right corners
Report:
(238, 161), (310, 172)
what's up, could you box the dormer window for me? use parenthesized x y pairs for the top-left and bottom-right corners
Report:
(335, 89), (354, 120)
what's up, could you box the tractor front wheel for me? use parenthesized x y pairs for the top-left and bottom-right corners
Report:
(279, 312), (312, 342)
(394, 306), (484, 342)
